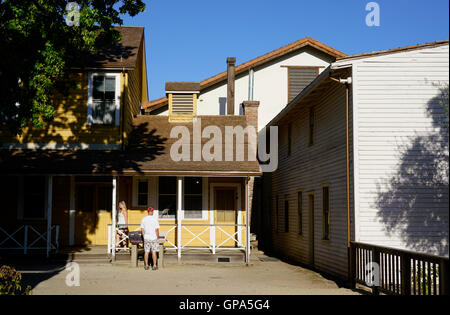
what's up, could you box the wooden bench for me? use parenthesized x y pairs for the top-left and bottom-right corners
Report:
(129, 231), (167, 268)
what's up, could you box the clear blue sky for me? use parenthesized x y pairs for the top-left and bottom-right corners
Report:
(120, 0), (449, 101)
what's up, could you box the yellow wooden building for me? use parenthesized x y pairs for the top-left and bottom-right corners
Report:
(0, 27), (261, 262)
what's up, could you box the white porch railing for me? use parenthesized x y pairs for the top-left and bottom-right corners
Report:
(0, 225), (59, 254)
(107, 223), (247, 255)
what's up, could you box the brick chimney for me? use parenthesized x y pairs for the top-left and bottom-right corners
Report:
(242, 100), (259, 131)
(227, 57), (236, 115)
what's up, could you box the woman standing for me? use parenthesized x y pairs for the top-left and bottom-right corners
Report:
(116, 201), (128, 250)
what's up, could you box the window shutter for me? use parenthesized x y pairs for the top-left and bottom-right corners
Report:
(288, 68), (319, 102)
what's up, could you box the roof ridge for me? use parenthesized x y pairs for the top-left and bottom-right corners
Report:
(143, 36), (345, 110)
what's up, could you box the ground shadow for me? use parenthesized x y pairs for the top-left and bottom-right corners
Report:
(375, 85), (449, 256)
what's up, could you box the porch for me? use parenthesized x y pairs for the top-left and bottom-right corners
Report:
(0, 174), (252, 264)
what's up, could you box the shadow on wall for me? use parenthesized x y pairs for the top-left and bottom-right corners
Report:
(375, 84), (449, 256)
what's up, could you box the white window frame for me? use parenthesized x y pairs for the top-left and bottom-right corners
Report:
(87, 72), (121, 126)
(181, 177), (208, 221)
(132, 177), (151, 208)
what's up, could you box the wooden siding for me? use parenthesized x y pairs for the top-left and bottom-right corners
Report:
(0, 73), (123, 145)
(267, 81), (351, 279)
(352, 45), (449, 256)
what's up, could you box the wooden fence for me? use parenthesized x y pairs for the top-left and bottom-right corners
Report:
(350, 242), (448, 295)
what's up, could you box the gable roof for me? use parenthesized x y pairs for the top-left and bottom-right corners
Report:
(83, 26), (145, 69)
(143, 37), (346, 112)
(335, 40), (449, 63)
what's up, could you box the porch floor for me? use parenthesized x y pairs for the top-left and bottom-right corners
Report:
(55, 246), (246, 265)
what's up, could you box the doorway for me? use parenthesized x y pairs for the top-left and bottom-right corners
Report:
(214, 187), (237, 247)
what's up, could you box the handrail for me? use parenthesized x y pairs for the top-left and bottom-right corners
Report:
(0, 225), (60, 254)
(350, 241), (449, 295)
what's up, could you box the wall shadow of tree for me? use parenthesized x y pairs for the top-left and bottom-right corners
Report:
(375, 85), (449, 256)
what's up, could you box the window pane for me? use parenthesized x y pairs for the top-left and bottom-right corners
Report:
(138, 181), (148, 194)
(98, 186), (112, 211)
(159, 195), (176, 218)
(184, 177), (202, 195)
(105, 77), (116, 100)
(159, 177), (176, 194)
(77, 185), (94, 212)
(24, 176), (46, 218)
(184, 196), (202, 219)
(93, 76), (104, 100)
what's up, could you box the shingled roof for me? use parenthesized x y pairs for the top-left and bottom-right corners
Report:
(0, 115), (261, 176)
(143, 37), (346, 112)
(82, 26), (145, 69)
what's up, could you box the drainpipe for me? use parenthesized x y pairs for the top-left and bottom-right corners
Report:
(248, 68), (254, 101)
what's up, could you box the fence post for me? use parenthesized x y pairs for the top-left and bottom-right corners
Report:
(401, 253), (411, 295)
(440, 258), (449, 295)
(24, 226), (28, 255)
(348, 244), (356, 289)
(372, 246), (380, 295)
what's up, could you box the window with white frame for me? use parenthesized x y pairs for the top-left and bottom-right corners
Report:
(88, 73), (120, 125)
(158, 176), (177, 219)
(184, 177), (203, 219)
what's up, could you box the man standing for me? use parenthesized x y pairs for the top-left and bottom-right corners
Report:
(140, 206), (160, 270)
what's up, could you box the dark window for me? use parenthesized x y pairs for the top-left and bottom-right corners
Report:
(184, 177), (203, 219)
(298, 191), (303, 235)
(309, 107), (315, 146)
(23, 176), (46, 219)
(284, 197), (289, 232)
(288, 67), (319, 102)
(159, 177), (177, 218)
(137, 180), (148, 206)
(92, 75), (116, 125)
(76, 183), (112, 212)
(276, 195), (279, 232)
(323, 186), (330, 240)
(287, 124), (292, 156)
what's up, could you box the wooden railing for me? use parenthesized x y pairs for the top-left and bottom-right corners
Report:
(350, 242), (449, 295)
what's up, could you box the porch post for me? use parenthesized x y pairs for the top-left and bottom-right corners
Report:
(46, 175), (53, 258)
(245, 177), (250, 265)
(177, 176), (183, 261)
(112, 176), (117, 260)
(69, 176), (75, 246)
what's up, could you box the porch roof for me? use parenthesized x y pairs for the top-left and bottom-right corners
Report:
(0, 116), (262, 176)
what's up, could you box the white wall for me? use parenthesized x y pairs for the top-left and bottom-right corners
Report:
(195, 47), (334, 130)
(347, 45), (449, 256)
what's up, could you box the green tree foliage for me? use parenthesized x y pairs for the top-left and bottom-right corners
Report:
(0, 0), (145, 134)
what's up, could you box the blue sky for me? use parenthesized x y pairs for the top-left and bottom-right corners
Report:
(120, 0), (449, 101)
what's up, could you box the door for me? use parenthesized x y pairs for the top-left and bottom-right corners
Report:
(308, 193), (315, 266)
(214, 188), (237, 247)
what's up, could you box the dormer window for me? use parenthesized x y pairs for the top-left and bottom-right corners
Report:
(166, 82), (200, 123)
(87, 73), (121, 126)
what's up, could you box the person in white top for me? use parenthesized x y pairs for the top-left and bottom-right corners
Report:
(116, 201), (128, 251)
(140, 206), (160, 270)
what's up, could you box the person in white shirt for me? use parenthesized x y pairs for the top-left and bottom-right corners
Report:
(140, 206), (160, 270)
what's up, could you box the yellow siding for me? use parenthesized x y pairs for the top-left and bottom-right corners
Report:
(0, 72), (123, 145)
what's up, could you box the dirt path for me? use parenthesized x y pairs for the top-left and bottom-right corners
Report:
(23, 257), (360, 295)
